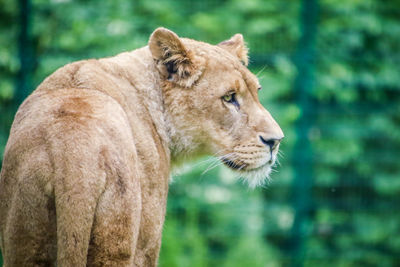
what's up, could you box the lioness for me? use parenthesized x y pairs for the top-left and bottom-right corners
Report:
(0, 28), (283, 266)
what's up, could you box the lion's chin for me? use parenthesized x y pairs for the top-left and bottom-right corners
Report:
(240, 164), (272, 189)
(222, 159), (273, 189)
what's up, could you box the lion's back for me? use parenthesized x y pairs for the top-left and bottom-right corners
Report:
(0, 87), (139, 262)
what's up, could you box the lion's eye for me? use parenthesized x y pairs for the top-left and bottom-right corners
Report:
(222, 92), (240, 109)
(223, 93), (234, 102)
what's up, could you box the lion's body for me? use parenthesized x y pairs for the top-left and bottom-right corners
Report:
(0, 48), (169, 266)
(0, 28), (283, 266)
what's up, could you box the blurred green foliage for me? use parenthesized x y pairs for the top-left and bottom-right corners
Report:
(0, 0), (399, 266)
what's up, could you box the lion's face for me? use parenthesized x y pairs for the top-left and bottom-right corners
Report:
(149, 28), (284, 187)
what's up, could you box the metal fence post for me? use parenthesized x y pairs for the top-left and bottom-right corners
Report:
(290, 0), (318, 266)
(16, 0), (34, 105)
(0, 1), (33, 263)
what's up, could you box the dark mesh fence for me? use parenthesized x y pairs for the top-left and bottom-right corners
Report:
(0, 0), (399, 266)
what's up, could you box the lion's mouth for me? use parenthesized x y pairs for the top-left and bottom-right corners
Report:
(221, 157), (275, 172)
(221, 158), (247, 170)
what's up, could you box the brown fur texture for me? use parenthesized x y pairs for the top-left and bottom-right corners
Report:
(0, 28), (283, 266)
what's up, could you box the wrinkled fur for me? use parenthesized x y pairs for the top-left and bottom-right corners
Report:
(0, 28), (283, 266)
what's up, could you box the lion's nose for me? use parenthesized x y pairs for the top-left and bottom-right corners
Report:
(259, 136), (282, 151)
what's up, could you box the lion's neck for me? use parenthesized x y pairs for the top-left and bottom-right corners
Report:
(102, 48), (172, 160)
(102, 47), (200, 167)
(120, 48), (206, 166)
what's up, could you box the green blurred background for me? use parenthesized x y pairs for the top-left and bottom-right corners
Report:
(1, 0), (399, 266)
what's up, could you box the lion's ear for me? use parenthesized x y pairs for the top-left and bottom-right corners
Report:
(218, 34), (249, 66)
(149, 27), (204, 88)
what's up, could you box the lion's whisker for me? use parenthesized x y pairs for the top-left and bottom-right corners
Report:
(201, 161), (225, 175)
(255, 65), (267, 77)
(189, 157), (218, 169)
(201, 152), (240, 175)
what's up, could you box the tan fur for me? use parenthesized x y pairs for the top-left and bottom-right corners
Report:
(0, 28), (283, 266)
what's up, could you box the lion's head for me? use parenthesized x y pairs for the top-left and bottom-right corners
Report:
(149, 28), (284, 188)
